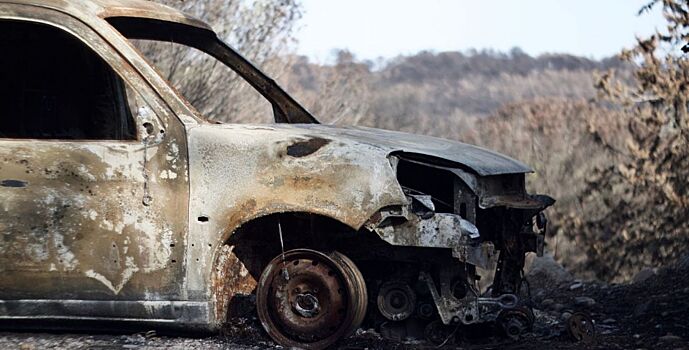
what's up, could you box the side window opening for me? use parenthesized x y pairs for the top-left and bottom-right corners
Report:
(0, 20), (137, 140)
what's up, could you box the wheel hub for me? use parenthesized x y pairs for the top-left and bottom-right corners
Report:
(269, 255), (346, 340)
(294, 293), (320, 318)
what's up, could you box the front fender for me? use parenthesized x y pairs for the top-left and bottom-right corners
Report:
(183, 124), (407, 305)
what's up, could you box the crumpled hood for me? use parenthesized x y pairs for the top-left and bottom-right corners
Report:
(287, 124), (531, 176)
(197, 123), (532, 176)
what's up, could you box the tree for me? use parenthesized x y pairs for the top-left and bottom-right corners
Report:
(566, 0), (689, 281)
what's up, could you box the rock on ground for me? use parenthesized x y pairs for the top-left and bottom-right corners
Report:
(526, 253), (574, 287)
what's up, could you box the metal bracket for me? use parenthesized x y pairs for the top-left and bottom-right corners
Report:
(419, 270), (478, 325)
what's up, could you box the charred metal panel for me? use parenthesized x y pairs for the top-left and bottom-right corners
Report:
(285, 137), (331, 157)
(372, 213), (477, 248)
(367, 210), (497, 269)
(0, 137), (189, 299)
(393, 155), (552, 212)
(479, 194), (555, 211)
(454, 177), (476, 223)
(96, 0), (213, 31)
(0, 5), (191, 303)
(0, 300), (210, 325)
(7, 0), (212, 32)
(295, 126), (533, 176)
(185, 124), (408, 325)
(211, 244), (257, 324)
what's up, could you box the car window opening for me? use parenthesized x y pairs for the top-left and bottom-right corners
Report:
(0, 20), (136, 140)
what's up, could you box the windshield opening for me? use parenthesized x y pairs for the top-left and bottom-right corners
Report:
(135, 39), (273, 123)
(106, 16), (318, 124)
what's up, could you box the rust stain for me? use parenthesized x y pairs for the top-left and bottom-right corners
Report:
(211, 244), (257, 321)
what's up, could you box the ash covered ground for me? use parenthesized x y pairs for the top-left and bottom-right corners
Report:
(2, 254), (688, 350)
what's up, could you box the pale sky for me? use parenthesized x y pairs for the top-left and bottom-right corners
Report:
(296, 0), (666, 62)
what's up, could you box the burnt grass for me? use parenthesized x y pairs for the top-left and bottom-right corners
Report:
(513, 258), (689, 350)
(2, 257), (688, 349)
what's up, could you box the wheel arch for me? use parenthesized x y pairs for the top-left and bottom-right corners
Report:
(208, 210), (367, 327)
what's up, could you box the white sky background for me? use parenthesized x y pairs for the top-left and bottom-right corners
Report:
(296, 0), (666, 63)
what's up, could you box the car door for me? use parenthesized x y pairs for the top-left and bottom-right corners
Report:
(0, 8), (189, 303)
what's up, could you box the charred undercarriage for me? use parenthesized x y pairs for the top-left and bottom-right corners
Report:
(233, 154), (553, 348)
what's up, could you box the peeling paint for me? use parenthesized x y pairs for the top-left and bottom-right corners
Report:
(85, 255), (139, 294)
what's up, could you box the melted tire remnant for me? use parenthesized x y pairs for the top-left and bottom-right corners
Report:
(286, 137), (330, 157)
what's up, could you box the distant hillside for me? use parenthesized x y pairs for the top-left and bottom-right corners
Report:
(280, 49), (629, 132)
(378, 49), (622, 82)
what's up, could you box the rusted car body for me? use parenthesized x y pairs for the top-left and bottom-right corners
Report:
(0, 0), (553, 348)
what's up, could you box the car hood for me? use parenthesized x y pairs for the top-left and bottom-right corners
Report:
(197, 123), (533, 176)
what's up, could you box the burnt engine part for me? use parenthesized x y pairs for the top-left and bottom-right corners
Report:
(417, 302), (436, 321)
(497, 307), (535, 340)
(377, 281), (417, 321)
(566, 312), (596, 343)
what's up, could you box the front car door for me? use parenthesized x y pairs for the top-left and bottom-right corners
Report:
(0, 4), (192, 322)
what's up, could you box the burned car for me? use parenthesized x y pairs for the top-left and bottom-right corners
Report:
(0, 0), (553, 348)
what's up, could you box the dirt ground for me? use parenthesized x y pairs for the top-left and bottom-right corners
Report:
(2, 255), (688, 350)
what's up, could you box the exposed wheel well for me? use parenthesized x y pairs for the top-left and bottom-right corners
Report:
(224, 211), (456, 278)
(226, 212), (360, 280)
(212, 212), (364, 324)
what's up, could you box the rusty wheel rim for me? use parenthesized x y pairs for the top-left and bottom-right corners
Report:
(329, 251), (368, 337)
(256, 249), (367, 349)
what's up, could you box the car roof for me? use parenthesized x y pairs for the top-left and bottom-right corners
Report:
(6, 0), (213, 31)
